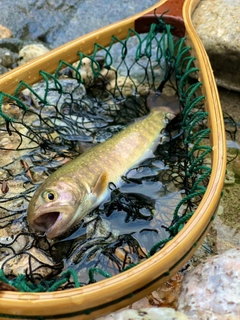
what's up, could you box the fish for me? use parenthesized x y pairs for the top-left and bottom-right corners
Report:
(27, 92), (180, 239)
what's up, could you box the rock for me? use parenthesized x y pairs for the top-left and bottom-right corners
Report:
(25, 78), (86, 109)
(137, 83), (150, 97)
(72, 57), (106, 86)
(97, 273), (185, 319)
(0, 38), (24, 53)
(0, 247), (54, 278)
(0, 220), (32, 263)
(0, 39), (49, 75)
(106, 76), (138, 97)
(99, 67), (117, 83)
(192, 0), (240, 91)
(178, 248), (240, 319)
(1, 103), (22, 120)
(0, 47), (18, 68)
(0, 65), (8, 75)
(96, 307), (190, 320)
(0, 25), (12, 39)
(0, 233), (27, 254)
(18, 43), (49, 65)
(152, 273), (183, 310)
(0, 1), (159, 49)
(0, 38), (23, 74)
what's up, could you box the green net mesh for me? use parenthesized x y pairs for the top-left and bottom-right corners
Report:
(0, 17), (211, 294)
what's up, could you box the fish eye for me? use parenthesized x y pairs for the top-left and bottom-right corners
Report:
(42, 190), (56, 202)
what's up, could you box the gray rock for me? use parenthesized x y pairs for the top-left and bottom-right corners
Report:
(0, 48), (18, 68)
(0, 65), (9, 75)
(0, 1), (159, 49)
(192, 0), (240, 91)
(0, 38), (23, 53)
(0, 38), (51, 71)
(28, 78), (86, 109)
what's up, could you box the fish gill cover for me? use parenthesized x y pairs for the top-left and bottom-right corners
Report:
(0, 16), (211, 291)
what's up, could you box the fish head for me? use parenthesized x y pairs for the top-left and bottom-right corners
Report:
(27, 178), (93, 239)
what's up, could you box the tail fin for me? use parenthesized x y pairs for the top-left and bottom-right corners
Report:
(147, 90), (182, 138)
(147, 90), (181, 116)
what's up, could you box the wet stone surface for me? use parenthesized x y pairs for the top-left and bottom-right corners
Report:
(193, 0), (240, 91)
(0, 0), (158, 48)
(178, 248), (240, 320)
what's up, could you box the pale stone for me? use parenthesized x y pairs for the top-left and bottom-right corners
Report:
(178, 248), (240, 319)
(72, 57), (97, 86)
(0, 247), (54, 278)
(106, 76), (138, 97)
(18, 43), (49, 65)
(96, 307), (190, 320)
(0, 25), (12, 39)
(192, 0), (240, 91)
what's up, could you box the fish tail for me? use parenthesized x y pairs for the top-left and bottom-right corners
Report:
(147, 90), (181, 117)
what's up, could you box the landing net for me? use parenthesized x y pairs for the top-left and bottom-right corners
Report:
(0, 17), (211, 291)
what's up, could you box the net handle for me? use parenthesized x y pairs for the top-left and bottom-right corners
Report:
(135, 0), (185, 37)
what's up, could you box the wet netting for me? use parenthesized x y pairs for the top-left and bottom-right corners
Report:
(0, 17), (211, 292)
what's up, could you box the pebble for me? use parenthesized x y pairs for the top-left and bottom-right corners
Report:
(72, 59), (143, 98)
(96, 307), (189, 320)
(0, 47), (18, 68)
(72, 57), (103, 86)
(0, 247), (54, 278)
(18, 43), (49, 65)
(26, 78), (86, 109)
(106, 76), (138, 97)
(0, 234), (27, 254)
(0, 24), (12, 39)
(178, 248), (240, 319)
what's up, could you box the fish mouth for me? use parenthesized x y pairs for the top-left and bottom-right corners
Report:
(33, 211), (61, 235)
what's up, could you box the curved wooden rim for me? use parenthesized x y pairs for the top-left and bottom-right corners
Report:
(0, 0), (226, 318)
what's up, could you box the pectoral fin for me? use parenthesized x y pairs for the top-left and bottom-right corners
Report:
(92, 172), (109, 198)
